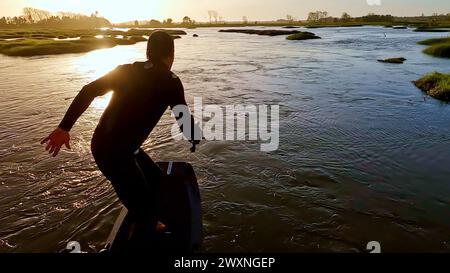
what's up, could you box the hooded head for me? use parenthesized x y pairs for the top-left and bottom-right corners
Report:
(146, 31), (175, 69)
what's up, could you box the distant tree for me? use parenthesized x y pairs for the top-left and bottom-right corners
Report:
(341, 12), (352, 21)
(20, 7), (111, 28)
(182, 16), (193, 24)
(208, 10), (214, 23)
(23, 7), (51, 22)
(362, 13), (394, 22)
(208, 10), (218, 24)
(134, 20), (139, 26)
(307, 11), (328, 22)
(307, 12), (318, 22)
(0, 17), (6, 25)
(166, 18), (173, 24)
(286, 14), (294, 22)
(242, 16), (248, 24)
(148, 19), (162, 26)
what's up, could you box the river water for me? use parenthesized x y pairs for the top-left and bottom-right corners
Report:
(0, 26), (449, 252)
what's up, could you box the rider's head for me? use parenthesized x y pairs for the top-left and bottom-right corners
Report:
(146, 31), (175, 70)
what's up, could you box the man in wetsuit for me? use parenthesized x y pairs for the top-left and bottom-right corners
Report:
(41, 31), (199, 240)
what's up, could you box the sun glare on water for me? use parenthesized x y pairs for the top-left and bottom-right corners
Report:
(91, 91), (113, 110)
(72, 47), (134, 110)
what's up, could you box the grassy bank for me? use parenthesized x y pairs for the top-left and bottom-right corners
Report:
(0, 28), (186, 39)
(219, 29), (321, 40)
(117, 20), (418, 28)
(418, 37), (450, 45)
(423, 44), (450, 58)
(414, 26), (450, 32)
(305, 24), (364, 28)
(0, 38), (137, 56)
(286, 32), (321, 40)
(218, 29), (300, 36)
(377, 57), (406, 64)
(413, 72), (450, 101)
(0, 28), (186, 57)
(417, 37), (450, 58)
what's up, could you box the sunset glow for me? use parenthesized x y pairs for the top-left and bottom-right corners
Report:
(0, 0), (449, 23)
(2, 0), (163, 23)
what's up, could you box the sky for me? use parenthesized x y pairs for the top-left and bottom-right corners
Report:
(0, 0), (449, 23)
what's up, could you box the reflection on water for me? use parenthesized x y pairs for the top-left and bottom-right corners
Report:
(91, 92), (112, 110)
(72, 47), (135, 79)
(0, 27), (449, 253)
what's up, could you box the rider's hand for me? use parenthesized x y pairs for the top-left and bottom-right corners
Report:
(41, 127), (71, 157)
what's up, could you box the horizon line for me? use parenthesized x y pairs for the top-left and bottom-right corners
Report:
(0, 6), (449, 24)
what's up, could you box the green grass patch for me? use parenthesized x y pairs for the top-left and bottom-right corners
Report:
(418, 37), (450, 45)
(414, 26), (450, 32)
(377, 57), (406, 64)
(125, 29), (186, 36)
(219, 29), (300, 36)
(417, 37), (450, 58)
(0, 38), (134, 57)
(413, 72), (450, 101)
(0, 28), (187, 56)
(423, 43), (450, 58)
(286, 32), (321, 40)
(305, 24), (364, 29)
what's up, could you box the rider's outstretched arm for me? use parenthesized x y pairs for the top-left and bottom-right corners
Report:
(41, 65), (124, 157)
(59, 66), (123, 131)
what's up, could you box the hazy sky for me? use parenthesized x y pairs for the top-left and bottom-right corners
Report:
(0, 0), (449, 23)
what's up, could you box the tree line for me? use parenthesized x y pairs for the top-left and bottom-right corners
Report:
(0, 7), (111, 28)
(305, 11), (450, 24)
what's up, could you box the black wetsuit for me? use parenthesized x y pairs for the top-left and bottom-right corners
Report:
(58, 60), (190, 233)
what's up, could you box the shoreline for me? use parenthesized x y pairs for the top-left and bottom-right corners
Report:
(1, 24), (449, 57)
(0, 28), (185, 57)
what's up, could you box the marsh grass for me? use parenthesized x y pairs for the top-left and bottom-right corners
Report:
(417, 37), (450, 58)
(413, 72), (450, 101)
(0, 28), (186, 56)
(0, 38), (134, 56)
(377, 57), (406, 64)
(218, 29), (300, 36)
(286, 32), (321, 40)
(423, 44), (450, 58)
(0, 28), (186, 39)
(305, 24), (364, 28)
(418, 37), (450, 45)
(414, 26), (450, 32)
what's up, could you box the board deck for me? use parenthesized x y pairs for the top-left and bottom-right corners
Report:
(105, 161), (202, 253)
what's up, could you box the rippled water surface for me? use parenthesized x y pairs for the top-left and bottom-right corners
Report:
(0, 26), (449, 252)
